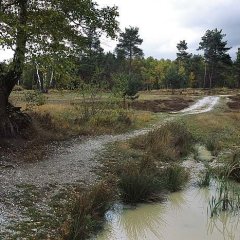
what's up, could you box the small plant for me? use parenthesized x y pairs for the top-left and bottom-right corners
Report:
(227, 151), (240, 182)
(130, 121), (193, 162)
(67, 181), (115, 240)
(164, 165), (189, 192)
(24, 91), (46, 111)
(197, 169), (212, 188)
(206, 136), (222, 156)
(116, 157), (165, 204)
(208, 177), (240, 217)
(31, 112), (56, 130)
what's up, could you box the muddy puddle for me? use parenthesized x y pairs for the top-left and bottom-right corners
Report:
(95, 182), (240, 240)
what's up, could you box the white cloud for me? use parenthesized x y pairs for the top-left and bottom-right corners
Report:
(1, 0), (239, 61)
(97, 0), (240, 59)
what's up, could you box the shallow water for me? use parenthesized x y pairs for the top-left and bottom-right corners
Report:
(95, 185), (240, 240)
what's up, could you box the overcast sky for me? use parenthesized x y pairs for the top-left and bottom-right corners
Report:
(98, 0), (240, 60)
(1, 0), (239, 61)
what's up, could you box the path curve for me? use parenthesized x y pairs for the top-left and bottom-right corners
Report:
(178, 96), (219, 114)
(0, 96), (220, 230)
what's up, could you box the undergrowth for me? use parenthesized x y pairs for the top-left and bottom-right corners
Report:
(130, 121), (193, 162)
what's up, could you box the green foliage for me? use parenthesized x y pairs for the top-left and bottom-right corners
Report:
(131, 122), (193, 162)
(176, 40), (192, 63)
(220, 150), (240, 183)
(24, 91), (46, 110)
(113, 73), (142, 99)
(198, 28), (232, 88)
(198, 169), (212, 188)
(206, 135), (223, 156)
(164, 64), (182, 89)
(115, 26), (143, 73)
(164, 165), (189, 192)
(0, 0), (119, 102)
(116, 26), (143, 61)
(68, 181), (115, 240)
(116, 157), (165, 204)
(208, 178), (240, 217)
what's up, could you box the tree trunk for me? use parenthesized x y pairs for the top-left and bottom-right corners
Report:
(0, 0), (28, 137)
(0, 83), (16, 137)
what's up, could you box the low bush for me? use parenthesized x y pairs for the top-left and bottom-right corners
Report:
(206, 135), (223, 156)
(130, 122), (193, 162)
(164, 165), (189, 192)
(67, 181), (115, 240)
(117, 157), (164, 203)
(31, 112), (56, 131)
(224, 151), (240, 182)
(24, 91), (47, 110)
(197, 169), (212, 188)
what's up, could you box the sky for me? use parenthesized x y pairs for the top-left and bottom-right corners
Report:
(98, 0), (240, 60)
(1, 0), (240, 61)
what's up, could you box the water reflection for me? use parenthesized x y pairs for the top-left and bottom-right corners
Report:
(207, 212), (240, 240)
(97, 203), (166, 240)
(95, 186), (240, 240)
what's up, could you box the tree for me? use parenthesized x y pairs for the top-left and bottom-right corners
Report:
(0, 0), (119, 136)
(188, 55), (205, 88)
(164, 63), (181, 90)
(113, 73), (142, 106)
(176, 40), (192, 63)
(198, 29), (231, 88)
(235, 48), (240, 88)
(115, 26), (143, 73)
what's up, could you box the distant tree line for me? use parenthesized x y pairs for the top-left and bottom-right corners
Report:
(9, 27), (237, 93)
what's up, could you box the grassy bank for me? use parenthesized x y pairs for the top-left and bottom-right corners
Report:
(4, 92), (240, 239)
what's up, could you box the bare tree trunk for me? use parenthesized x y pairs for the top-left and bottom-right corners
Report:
(204, 62), (207, 88)
(36, 63), (41, 88)
(49, 69), (54, 88)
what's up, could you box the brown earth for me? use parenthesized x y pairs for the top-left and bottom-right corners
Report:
(0, 113), (69, 165)
(227, 95), (240, 110)
(131, 98), (194, 113)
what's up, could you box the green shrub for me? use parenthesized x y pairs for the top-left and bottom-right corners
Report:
(223, 151), (240, 182)
(24, 91), (47, 110)
(67, 181), (115, 240)
(131, 122), (193, 162)
(115, 157), (165, 204)
(197, 169), (212, 188)
(206, 136), (222, 156)
(164, 165), (189, 192)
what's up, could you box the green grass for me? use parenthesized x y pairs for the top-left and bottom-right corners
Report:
(164, 165), (189, 192)
(197, 169), (212, 188)
(208, 178), (240, 217)
(99, 121), (192, 205)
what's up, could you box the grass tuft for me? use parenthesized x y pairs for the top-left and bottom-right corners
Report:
(66, 181), (115, 240)
(164, 165), (189, 192)
(130, 122), (193, 162)
(117, 157), (164, 203)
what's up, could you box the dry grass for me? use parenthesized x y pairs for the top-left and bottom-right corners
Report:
(130, 121), (193, 162)
(65, 181), (116, 240)
(185, 111), (240, 151)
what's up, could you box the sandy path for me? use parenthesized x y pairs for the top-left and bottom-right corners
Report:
(178, 96), (220, 114)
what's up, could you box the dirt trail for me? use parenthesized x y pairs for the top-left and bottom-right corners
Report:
(0, 96), (220, 232)
(178, 96), (220, 114)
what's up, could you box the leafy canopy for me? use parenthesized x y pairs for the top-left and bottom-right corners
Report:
(115, 26), (143, 60)
(198, 28), (231, 64)
(0, 0), (119, 58)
